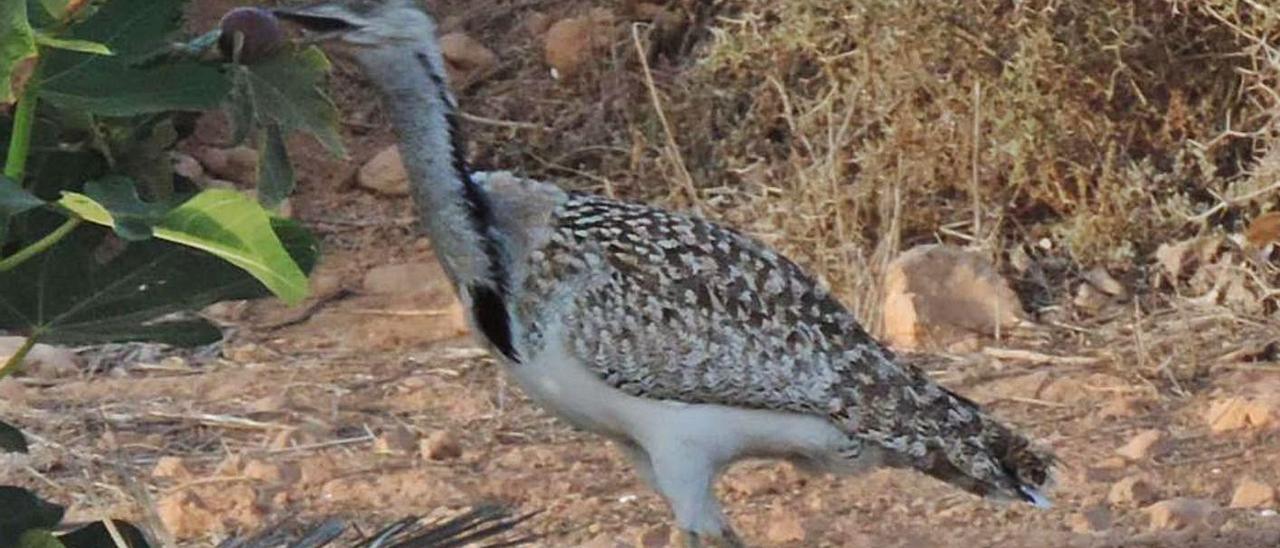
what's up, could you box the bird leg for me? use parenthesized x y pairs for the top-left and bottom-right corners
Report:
(647, 444), (742, 547)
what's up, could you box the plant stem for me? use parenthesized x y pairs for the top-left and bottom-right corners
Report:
(4, 65), (41, 185)
(0, 332), (38, 380)
(0, 217), (80, 272)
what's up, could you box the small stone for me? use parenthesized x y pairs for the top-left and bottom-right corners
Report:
(373, 426), (417, 455)
(636, 524), (672, 548)
(1116, 429), (1169, 461)
(362, 262), (443, 296)
(244, 460), (298, 485)
(439, 32), (497, 85)
(1206, 397), (1275, 433)
(1109, 475), (1158, 507)
(196, 146), (258, 184)
(579, 534), (630, 548)
(1230, 478), (1276, 508)
(1098, 397), (1147, 420)
(1083, 266), (1128, 298)
(763, 508), (805, 544)
(223, 343), (273, 364)
(1068, 504), (1111, 533)
(358, 146), (410, 196)
(151, 456), (193, 480)
(0, 378), (26, 407)
(0, 337), (80, 379)
(172, 152), (204, 181)
(247, 393), (289, 414)
(156, 491), (219, 539)
(524, 11), (552, 36)
(1073, 282), (1111, 311)
(544, 10), (615, 79)
(1145, 498), (1218, 531)
(420, 430), (462, 461)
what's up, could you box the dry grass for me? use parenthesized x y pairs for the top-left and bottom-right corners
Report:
(452, 0), (1280, 329)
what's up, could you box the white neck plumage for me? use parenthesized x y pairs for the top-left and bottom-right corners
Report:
(354, 38), (518, 362)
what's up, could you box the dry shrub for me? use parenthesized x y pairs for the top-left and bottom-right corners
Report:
(651, 0), (1278, 316)
(458, 0), (1279, 324)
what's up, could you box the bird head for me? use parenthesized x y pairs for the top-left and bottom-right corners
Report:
(272, 0), (436, 52)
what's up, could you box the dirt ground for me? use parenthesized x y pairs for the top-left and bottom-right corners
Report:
(3, 1), (1280, 546)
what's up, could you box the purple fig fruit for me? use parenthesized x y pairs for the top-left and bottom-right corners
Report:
(218, 7), (284, 64)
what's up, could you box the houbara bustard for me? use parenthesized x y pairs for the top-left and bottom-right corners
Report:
(272, 1), (1055, 545)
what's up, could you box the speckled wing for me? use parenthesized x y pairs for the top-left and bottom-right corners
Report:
(519, 192), (896, 417)
(516, 192), (1053, 502)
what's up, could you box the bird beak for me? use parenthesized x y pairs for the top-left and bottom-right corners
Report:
(272, 5), (363, 43)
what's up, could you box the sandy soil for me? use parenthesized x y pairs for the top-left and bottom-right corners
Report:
(2, 1), (1280, 547)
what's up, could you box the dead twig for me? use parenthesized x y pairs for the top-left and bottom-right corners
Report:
(981, 347), (1102, 366)
(257, 288), (355, 331)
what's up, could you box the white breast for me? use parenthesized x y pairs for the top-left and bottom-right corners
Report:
(508, 323), (867, 471)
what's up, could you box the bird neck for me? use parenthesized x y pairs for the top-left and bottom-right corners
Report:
(355, 41), (519, 362)
(356, 44), (498, 291)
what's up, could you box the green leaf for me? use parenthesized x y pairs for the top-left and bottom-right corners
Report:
(0, 486), (65, 541)
(18, 529), (65, 548)
(59, 520), (150, 548)
(236, 46), (344, 155)
(1, 174), (46, 243)
(0, 219), (318, 346)
(38, 0), (68, 19)
(74, 177), (170, 241)
(37, 0), (231, 115)
(256, 124), (294, 208)
(59, 188), (311, 305)
(1, 0), (37, 104)
(33, 31), (112, 55)
(0, 419), (28, 453)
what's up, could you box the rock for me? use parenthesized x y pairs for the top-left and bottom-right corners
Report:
(172, 152), (204, 181)
(723, 463), (800, 497)
(362, 262), (447, 296)
(1116, 429), (1169, 461)
(763, 508), (806, 544)
(524, 11), (552, 36)
(1073, 283), (1111, 312)
(1154, 236), (1223, 281)
(373, 426), (417, 455)
(0, 337), (80, 379)
(636, 524), (673, 548)
(0, 378), (26, 407)
(1145, 498), (1218, 531)
(1244, 211), (1280, 253)
(420, 430), (462, 461)
(1230, 478), (1276, 508)
(1206, 396), (1275, 433)
(881, 245), (1026, 350)
(439, 32), (497, 85)
(1082, 266), (1128, 298)
(156, 491), (219, 539)
(1109, 475), (1158, 507)
(1068, 504), (1111, 533)
(544, 9), (616, 79)
(151, 456), (193, 480)
(1098, 397), (1148, 420)
(195, 146), (258, 184)
(580, 534), (631, 548)
(244, 460), (298, 485)
(358, 146), (410, 196)
(247, 393), (289, 414)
